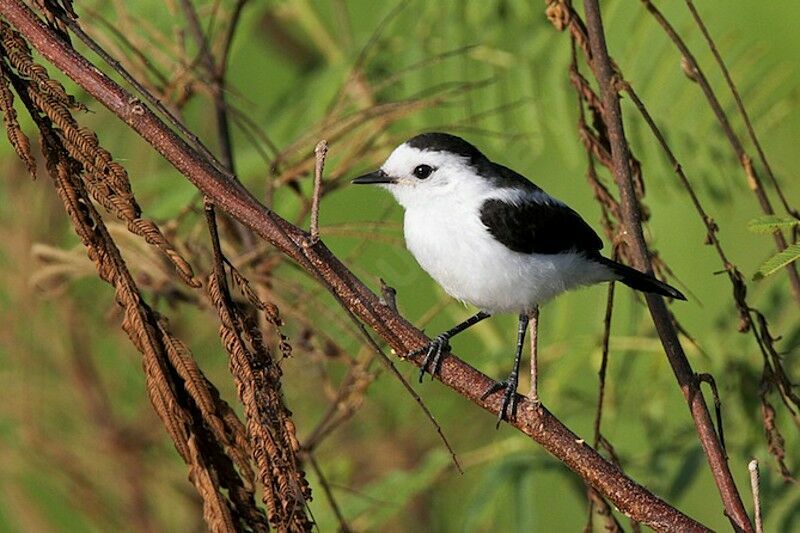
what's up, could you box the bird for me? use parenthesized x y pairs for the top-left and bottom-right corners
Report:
(352, 132), (685, 423)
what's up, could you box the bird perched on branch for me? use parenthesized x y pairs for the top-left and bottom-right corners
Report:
(353, 132), (685, 423)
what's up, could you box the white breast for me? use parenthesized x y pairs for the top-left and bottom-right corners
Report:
(403, 189), (612, 313)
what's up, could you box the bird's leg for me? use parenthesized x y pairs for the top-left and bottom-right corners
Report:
(410, 311), (491, 382)
(528, 306), (540, 404)
(481, 313), (529, 426)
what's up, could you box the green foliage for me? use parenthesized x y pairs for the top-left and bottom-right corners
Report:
(748, 216), (800, 279)
(754, 243), (800, 280)
(748, 215), (800, 234)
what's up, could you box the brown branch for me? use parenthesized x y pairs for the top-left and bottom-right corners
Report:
(0, 2), (709, 530)
(617, 34), (798, 482)
(580, 1), (751, 531)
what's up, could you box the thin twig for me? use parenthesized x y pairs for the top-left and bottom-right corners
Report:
(593, 277), (616, 447)
(349, 314), (464, 475)
(180, 0), (234, 171)
(218, 0), (249, 76)
(180, 0), (256, 248)
(748, 459), (763, 533)
(697, 373), (726, 455)
(307, 452), (352, 533)
(585, 486), (625, 533)
(310, 139), (328, 244)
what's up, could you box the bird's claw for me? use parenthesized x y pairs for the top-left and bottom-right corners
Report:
(480, 376), (519, 428)
(409, 335), (451, 383)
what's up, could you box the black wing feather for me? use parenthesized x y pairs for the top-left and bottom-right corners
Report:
(480, 197), (603, 255)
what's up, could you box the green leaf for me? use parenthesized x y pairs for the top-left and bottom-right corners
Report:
(754, 243), (800, 279)
(747, 215), (800, 234)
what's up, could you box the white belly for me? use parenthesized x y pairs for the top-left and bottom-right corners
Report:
(403, 204), (611, 313)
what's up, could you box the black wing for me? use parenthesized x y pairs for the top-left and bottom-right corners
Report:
(480, 197), (603, 255)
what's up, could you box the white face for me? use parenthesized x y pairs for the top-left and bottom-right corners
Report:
(378, 144), (488, 209)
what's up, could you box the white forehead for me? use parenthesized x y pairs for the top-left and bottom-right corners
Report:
(382, 143), (471, 176)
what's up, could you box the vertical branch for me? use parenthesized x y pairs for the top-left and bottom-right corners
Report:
(180, 0), (236, 172)
(180, 0), (256, 247)
(310, 139), (327, 244)
(592, 277), (615, 449)
(748, 460), (763, 533)
(580, 1), (752, 531)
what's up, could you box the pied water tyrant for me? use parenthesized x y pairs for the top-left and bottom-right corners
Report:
(353, 132), (685, 423)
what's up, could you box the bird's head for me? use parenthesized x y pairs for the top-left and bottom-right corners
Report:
(352, 132), (490, 209)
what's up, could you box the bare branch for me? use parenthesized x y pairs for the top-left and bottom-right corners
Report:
(748, 460), (763, 533)
(310, 139), (328, 244)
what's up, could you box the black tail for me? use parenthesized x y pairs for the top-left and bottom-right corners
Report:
(596, 256), (687, 301)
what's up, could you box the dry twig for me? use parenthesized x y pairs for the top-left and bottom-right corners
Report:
(748, 459), (763, 533)
(310, 139), (328, 244)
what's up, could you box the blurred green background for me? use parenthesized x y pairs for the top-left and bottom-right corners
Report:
(0, 1), (798, 531)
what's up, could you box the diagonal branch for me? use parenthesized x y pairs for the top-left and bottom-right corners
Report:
(580, 1), (751, 531)
(0, 2), (708, 530)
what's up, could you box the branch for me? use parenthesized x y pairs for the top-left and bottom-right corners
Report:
(580, 1), (751, 531)
(0, 2), (708, 530)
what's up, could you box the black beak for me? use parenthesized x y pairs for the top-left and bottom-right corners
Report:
(352, 169), (396, 185)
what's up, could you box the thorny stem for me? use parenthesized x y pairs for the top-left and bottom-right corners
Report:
(0, 2), (710, 529)
(581, 1), (751, 531)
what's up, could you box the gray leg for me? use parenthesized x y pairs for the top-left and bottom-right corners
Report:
(481, 313), (529, 426)
(410, 311), (491, 382)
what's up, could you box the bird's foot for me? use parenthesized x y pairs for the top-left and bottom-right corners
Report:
(481, 373), (520, 428)
(409, 334), (451, 383)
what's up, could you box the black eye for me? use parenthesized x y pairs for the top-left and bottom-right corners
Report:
(413, 164), (434, 179)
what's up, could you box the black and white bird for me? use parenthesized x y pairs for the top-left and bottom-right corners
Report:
(353, 132), (685, 422)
